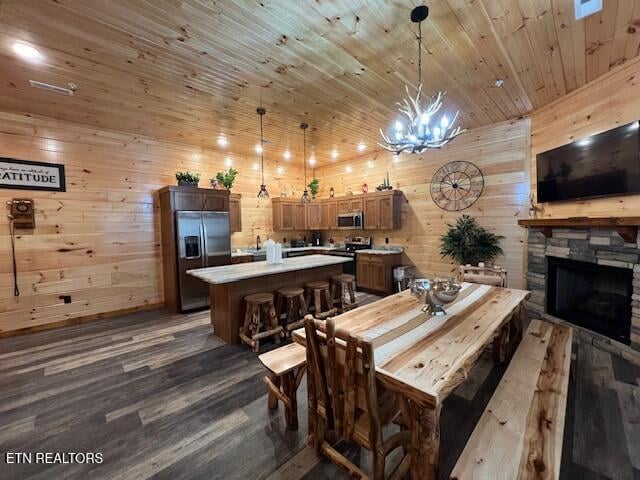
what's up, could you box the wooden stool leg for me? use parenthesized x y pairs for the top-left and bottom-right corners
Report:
(313, 289), (321, 315)
(298, 293), (308, 316)
(268, 302), (281, 344)
(330, 282), (337, 307)
(322, 288), (332, 313)
(252, 305), (262, 352)
(282, 370), (298, 430)
(275, 294), (284, 326)
(347, 282), (356, 304)
(267, 373), (281, 410)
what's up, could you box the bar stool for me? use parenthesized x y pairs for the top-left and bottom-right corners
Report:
(304, 281), (337, 319)
(239, 293), (283, 352)
(276, 287), (308, 335)
(330, 274), (358, 313)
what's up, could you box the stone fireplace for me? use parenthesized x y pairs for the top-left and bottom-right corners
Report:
(525, 225), (640, 353)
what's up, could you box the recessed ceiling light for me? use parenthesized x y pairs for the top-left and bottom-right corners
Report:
(13, 42), (42, 61)
(217, 136), (228, 147)
(276, 166), (284, 175)
(255, 144), (263, 153)
(225, 156), (233, 167)
(331, 150), (339, 159)
(252, 162), (260, 171)
(345, 165), (352, 173)
(283, 150), (291, 160)
(357, 143), (366, 152)
(309, 157), (316, 166)
(494, 79), (504, 87)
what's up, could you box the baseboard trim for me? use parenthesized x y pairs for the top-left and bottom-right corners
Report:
(0, 302), (165, 338)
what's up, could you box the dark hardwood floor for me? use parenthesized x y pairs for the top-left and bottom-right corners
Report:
(1, 294), (639, 480)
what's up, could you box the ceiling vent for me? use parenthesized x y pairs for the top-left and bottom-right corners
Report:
(28, 80), (76, 96)
(575, 0), (603, 20)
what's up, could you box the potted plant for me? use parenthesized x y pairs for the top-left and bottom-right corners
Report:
(307, 178), (319, 199)
(440, 214), (504, 266)
(215, 168), (238, 190)
(175, 171), (200, 187)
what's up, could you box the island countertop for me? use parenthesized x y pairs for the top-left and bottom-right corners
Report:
(188, 254), (351, 285)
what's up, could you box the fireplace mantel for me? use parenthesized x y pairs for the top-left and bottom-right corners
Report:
(518, 217), (640, 243)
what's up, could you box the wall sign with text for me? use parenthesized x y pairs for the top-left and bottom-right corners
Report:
(0, 158), (66, 192)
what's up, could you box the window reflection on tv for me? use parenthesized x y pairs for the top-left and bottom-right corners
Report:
(536, 120), (640, 203)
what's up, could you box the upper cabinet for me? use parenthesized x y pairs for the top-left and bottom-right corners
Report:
(307, 202), (322, 230)
(363, 191), (403, 230)
(272, 191), (403, 231)
(229, 193), (242, 233)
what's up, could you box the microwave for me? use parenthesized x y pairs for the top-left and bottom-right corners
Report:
(337, 212), (363, 230)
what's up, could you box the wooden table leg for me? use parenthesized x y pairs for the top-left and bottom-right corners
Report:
(492, 321), (511, 364)
(509, 305), (524, 354)
(408, 401), (441, 480)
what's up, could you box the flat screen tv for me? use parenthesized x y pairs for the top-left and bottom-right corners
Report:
(536, 120), (640, 203)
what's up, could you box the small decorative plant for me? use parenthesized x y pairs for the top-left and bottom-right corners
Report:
(215, 168), (238, 190)
(307, 178), (320, 198)
(440, 214), (504, 266)
(176, 171), (200, 187)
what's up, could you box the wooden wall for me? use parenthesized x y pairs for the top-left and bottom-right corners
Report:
(314, 119), (530, 288)
(531, 56), (640, 218)
(0, 111), (304, 335)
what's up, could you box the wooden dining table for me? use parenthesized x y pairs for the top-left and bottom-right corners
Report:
(293, 282), (530, 480)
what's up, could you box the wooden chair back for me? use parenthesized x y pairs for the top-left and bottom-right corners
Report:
(458, 264), (507, 287)
(304, 315), (383, 449)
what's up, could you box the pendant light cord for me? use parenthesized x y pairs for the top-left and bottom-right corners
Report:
(259, 112), (265, 185)
(303, 127), (307, 186)
(417, 21), (422, 88)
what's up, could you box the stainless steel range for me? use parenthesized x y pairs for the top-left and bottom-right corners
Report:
(327, 236), (371, 275)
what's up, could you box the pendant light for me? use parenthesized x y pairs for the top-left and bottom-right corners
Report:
(300, 123), (311, 203)
(379, 5), (465, 154)
(256, 107), (269, 199)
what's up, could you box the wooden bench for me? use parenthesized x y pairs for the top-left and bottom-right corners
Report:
(258, 342), (307, 430)
(450, 319), (572, 480)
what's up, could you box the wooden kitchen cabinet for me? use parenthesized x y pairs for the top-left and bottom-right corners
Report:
(307, 202), (322, 230)
(272, 198), (295, 231)
(363, 197), (379, 229)
(321, 200), (337, 229)
(294, 203), (307, 230)
(362, 191), (403, 230)
(356, 252), (402, 295)
(174, 191), (204, 210)
(273, 192), (403, 232)
(229, 193), (242, 233)
(337, 199), (351, 214)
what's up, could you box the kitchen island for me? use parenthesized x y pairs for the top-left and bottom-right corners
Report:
(188, 255), (351, 344)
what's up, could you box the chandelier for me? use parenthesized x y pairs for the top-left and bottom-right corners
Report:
(300, 123), (310, 203)
(379, 5), (465, 155)
(256, 107), (269, 198)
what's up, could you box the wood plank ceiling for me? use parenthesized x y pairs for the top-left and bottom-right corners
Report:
(0, 0), (639, 166)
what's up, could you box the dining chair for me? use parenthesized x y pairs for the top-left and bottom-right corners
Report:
(457, 264), (507, 287)
(304, 315), (411, 480)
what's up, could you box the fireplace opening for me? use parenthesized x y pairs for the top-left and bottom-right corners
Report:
(546, 256), (632, 344)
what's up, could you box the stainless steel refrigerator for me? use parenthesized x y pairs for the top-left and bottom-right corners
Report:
(176, 211), (231, 311)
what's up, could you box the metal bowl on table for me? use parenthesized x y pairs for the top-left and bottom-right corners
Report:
(409, 277), (462, 316)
